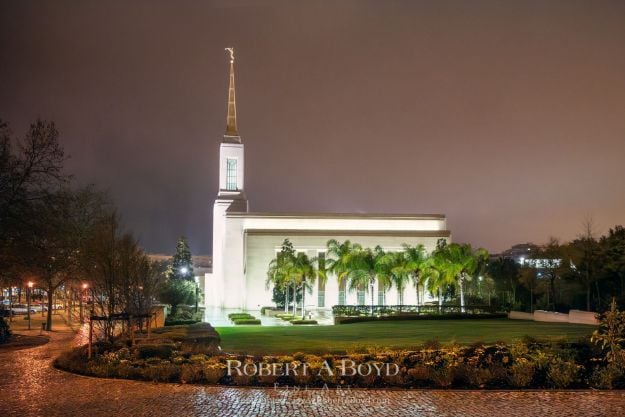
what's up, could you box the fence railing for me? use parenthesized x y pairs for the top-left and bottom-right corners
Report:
(332, 304), (501, 317)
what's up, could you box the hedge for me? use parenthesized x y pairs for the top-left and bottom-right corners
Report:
(228, 313), (254, 320)
(290, 320), (318, 325)
(232, 319), (261, 325)
(260, 307), (278, 315)
(336, 313), (508, 324)
(165, 319), (200, 326)
(137, 343), (176, 359)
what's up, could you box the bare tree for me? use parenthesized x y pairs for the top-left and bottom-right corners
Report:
(10, 187), (107, 330)
(82, 212), (162, 342)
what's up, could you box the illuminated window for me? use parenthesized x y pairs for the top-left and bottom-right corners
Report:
(377, 280), (386, 305)
(226, 158), (237, 190)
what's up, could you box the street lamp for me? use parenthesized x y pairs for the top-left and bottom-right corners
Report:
(194, 276), (200, 314)
(80, 283), (88, 324)
(27, 281), (33, 330)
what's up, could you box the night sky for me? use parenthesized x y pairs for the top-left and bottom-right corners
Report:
(1, 0), (624, 255)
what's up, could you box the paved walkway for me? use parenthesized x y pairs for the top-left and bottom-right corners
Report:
(2, 317), (625, 416)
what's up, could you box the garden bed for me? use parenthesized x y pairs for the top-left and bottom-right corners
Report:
(53, 336), (625, 389)
(228, 312), (261, 325)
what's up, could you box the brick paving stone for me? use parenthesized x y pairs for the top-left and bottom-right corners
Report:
(2, 327), (625, 417)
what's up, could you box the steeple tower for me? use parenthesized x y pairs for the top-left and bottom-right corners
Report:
(224, 47), (239, 138)
(212, 47), (248, 309)
(214, 47), (247, 207)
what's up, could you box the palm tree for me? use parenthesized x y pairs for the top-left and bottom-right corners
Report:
(444, 243), (489, 313)
(326, 239), (360, 305)
(425, 250), (455, 312)
(346, 245), (386, 315)
(266, 239), (296, 313)
(402, 244), (428, 309)
(291, 252), (317, 319)
(377, 251), (410, 309)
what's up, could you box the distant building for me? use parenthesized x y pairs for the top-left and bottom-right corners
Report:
(498, 243), (561, 269)
(500, 243), (539, 265)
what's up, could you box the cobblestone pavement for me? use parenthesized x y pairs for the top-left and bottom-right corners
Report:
(3, 325), (625, 417)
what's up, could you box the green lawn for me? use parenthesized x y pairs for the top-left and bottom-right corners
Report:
(216, 319), (596, 355)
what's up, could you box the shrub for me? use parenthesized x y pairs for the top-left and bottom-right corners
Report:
(232, 319), (261, 325)
(164, 319), (199, 326)
(508, 361), (535, 388)
(591, 299), (625, 369)
(115, 362), (142, 380)
(382, 366), (409, 386)
(429, 367), (454, 388)
(54, 346), (89, 374)
(158, 280), (197, 316)
(228, 313), (254, 320)
(547, 358), (581, 388)
(290, 320), (318, 325)
(145, 361), (181, 382)
(0, 318), (11, 344)
(204, 360), (226, 384)
(423, 338), (442, 351)
(588, 365), (623, 389)
(137, 343), (176, 359)
(180, 363), (205, 383)
(453, 364), (493, 388)
(407, 365), (430, 386)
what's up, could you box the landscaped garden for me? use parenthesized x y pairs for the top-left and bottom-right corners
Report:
(53, 303), (625, 389)
(216, 319), (595, 355)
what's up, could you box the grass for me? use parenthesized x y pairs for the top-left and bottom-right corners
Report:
(216, 319), (596, 355)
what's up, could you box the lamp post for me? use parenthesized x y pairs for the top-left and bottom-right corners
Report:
(80, 283), (88, 324)
(27, 281), (33, 330)
(194, 276), (199, 314)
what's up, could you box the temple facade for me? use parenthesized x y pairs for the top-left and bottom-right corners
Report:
(204, 50), (451, 311)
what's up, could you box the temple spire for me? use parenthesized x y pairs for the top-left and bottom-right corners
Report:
(224, 47), (238, 137)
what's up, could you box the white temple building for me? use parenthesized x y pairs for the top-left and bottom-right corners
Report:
(203, 50), (450, 311)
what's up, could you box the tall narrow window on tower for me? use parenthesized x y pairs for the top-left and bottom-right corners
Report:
(226, 158), (237, 190)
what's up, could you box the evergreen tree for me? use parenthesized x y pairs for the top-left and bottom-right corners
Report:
(170, 236), (194, 281)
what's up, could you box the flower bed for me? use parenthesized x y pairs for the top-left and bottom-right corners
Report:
(53, 336), (624, 389)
